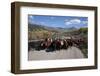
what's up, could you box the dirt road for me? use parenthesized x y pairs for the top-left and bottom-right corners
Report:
(28, 46), (84, 60)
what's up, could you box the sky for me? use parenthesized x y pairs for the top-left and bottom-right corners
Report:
(28, 15), (88, 28)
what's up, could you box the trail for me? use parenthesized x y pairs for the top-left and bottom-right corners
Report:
(28, 46), (84, 60)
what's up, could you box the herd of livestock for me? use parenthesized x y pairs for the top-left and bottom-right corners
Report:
(28, 37), (86, 52)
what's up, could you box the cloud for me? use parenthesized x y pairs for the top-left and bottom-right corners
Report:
(65, 21), (72, 25)
(39, 22), (46, 25)
(82, 21), (88, 24)
(28, 16), (35, 24)
(64, 18), (88, 28)
(65, 19), (81, 25)
(28, 15), (34, 20)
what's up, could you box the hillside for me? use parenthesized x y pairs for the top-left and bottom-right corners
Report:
(28, 24), (56, 40)
(28, 23), (87, 40)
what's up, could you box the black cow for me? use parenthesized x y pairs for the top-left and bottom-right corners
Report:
(28, 41), (41, 51)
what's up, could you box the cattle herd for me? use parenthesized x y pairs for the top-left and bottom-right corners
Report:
(28, 37), (86, 52)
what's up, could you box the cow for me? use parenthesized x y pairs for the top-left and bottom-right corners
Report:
(66, 39), (73, 47)
(39, 38), (52, 50)
(46, 39), (63, 52)
(62, 40), (68, 49)
(28, 41), (41, 51)
(29, 37), (86, 52)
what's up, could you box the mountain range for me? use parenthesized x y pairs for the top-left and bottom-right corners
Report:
(28, 23), (77, 33)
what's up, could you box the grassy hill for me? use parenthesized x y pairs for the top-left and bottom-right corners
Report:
(28, 24), (56, 40)
(28, 23), (87, 40)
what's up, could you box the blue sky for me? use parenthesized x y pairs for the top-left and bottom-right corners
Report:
(28, 15), (88, 28)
